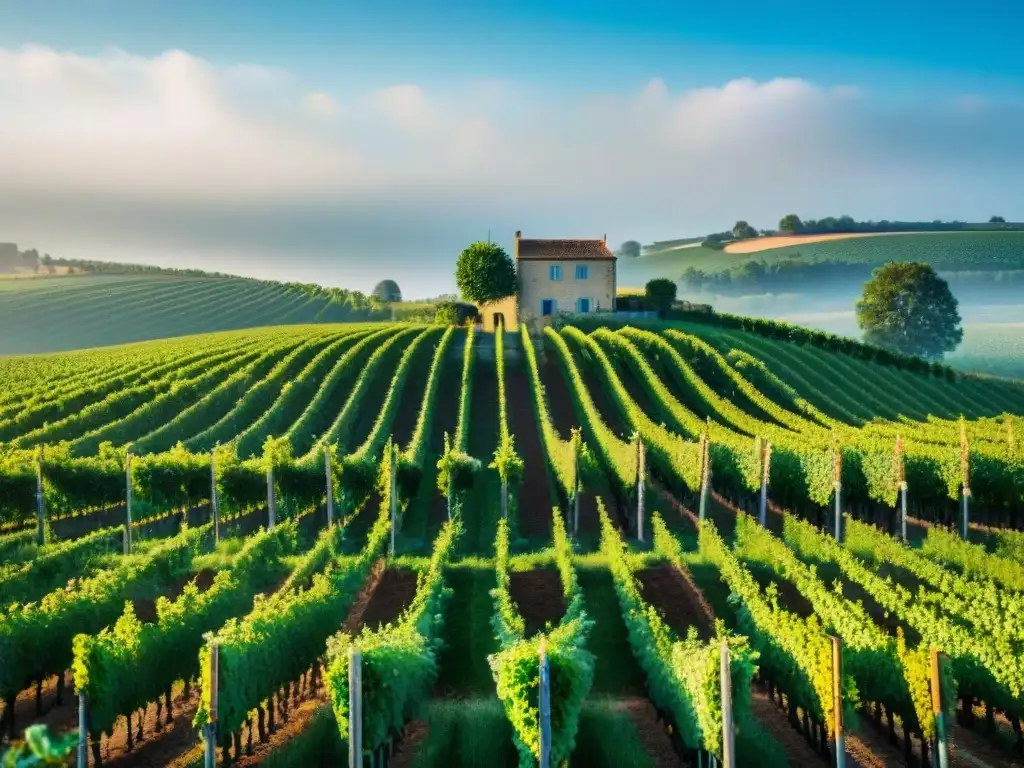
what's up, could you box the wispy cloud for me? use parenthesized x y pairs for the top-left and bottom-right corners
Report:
(1, 45), (1022, 293)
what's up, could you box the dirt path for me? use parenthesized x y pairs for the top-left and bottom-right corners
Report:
(636, 565), (713, 641)
(505, 361), (554, 539)
(616, 697), (684, 768)
(748, 687), (830, 765)
(389, 341), (434, 451)
(425, 354), (461, 541)
(539, 355), (617, 536)
(357, 568), (419, 630)
(508, 569), (566, 636)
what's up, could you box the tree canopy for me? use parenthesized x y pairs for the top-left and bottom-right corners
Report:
(371, 279), (402, 303)
(455, 242), (517, 304)
(778, 214), (803, 234)
(732, 221), (758, 240)
(990, 215), (1006, 223)
(618, 240), (642, 259)
(645, 278), (677, 318)
(855, 262), (963, 360)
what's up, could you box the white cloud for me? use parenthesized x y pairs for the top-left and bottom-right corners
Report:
(304, 91), (339, 118)
(0, 44), (1022, 293)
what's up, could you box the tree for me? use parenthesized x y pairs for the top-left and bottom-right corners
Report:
(856, 262), (963, 360)
(732, 221), (758, 240)
(779, 214), (803, 234)
(371, 279), (402, 303)
(990, 215), (1006, 223)
(645, 278), (677, 318)
(618, 240), (642, 259)
(455, 241), (517, 304)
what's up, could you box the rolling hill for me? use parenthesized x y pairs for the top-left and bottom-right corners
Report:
(0, 273), (388, 355)
(619, 230), (1024, 287)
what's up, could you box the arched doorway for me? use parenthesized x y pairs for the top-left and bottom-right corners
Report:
(493, 312), (505, 330)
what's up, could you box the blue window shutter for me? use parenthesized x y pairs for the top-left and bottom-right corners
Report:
(575, 265), (588, 280)
(541, 299), (554, 316)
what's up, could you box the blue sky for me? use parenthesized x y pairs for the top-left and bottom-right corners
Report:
(1, 0), (1022, 295)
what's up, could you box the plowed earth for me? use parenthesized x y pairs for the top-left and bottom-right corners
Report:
(508, 569), (566, 636)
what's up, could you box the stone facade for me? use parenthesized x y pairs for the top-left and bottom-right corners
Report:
(515, 232), (616, 329)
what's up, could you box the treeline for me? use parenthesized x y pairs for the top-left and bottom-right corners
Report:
(681, 259), (875, 294)
(0, 246), (39, 273)
(680, 259), (1024, 296)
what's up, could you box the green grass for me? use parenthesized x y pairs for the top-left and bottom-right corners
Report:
(410, 698), (518, 768)
(571, 698), (658, 768)
(619, 231), (1024, 286)
(434, 563), (501, 696)
(0, 274), (387, 355)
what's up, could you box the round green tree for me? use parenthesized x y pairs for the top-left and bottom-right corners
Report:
(371, 279), (402, 303)
(455, 242), (517, 304)
(778, 214), (803, 234)
(856, 262), (963, 360)
(645, 278), (677, 318)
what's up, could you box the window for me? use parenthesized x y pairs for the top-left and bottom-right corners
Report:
(549, 265), (562, 281)
(577, 297), (590, 313)
(575, 265), (589, 280)
(541, 299), (555, 316)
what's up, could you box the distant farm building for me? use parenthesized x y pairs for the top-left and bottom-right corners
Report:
(478, 231), (618, 331)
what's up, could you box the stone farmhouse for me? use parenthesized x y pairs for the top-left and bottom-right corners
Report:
(478, 231), (617, 331)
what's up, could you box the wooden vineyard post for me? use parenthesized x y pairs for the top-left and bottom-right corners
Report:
(931, 648), (949, 768)
(720, 639), (735, 768)
(833, 439), (843, 543)
(832, 635), (846, 768)
(210, 450), (220, 544)
(36, 446), (45, 546)
(501, 479), (508, 521)
(637, 438), (646, 543)
(698, 433), (711, 522)
(77, 692), (87, 768)
(266, 464), (277, 531)
(124, 451), (133, 555)
(539, 637), (552, 768)
(960, 418), (970, 541)
(389, 442), (398, 557)
(895, 436), (907, 542)
(349, 646), (363, 768)
(204, 643), (219, 768)
(759, 439), (771, 528)
(325, 445), (334, 528)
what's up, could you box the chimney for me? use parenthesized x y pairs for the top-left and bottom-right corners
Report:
(514, 230), (521, 261)
(602, 233), (607, 243)
(515, 230), (521, 239)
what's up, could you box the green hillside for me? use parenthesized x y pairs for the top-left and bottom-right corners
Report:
(0, 274), (388, 355)
(620, 231), (1024, 286)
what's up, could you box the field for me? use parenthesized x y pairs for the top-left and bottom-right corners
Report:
(620, 231), (1024, 286)
(0, 274), (389, 356)
(1, 319), (1024, 766)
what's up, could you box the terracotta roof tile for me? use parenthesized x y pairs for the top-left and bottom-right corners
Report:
(516, 238), (616, 261)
